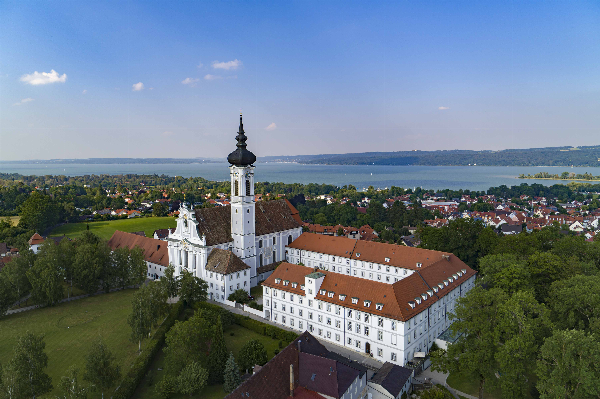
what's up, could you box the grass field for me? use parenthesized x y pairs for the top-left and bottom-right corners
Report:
(49, 217), (176, 240)
(446, 372), (503, 399)
(133, 322), (283, 399)
(3, 215), (20, 226)
(0, 289), (145, 398)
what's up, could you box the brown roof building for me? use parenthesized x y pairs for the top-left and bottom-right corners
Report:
(107, 230), (169, 267)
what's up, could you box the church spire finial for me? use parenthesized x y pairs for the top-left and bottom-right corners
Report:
(228, 113), (256, 166)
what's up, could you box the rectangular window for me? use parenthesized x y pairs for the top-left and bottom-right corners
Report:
(299, 321), (303, 329)
(347, 337), (352, 345)
(336, 320), (341, 328)
(290, 307), (294, 314)
(347, 322), (352, 331)
(290, 318), (294, 326)
(326, 304), (331, 312)
(391, 321), (396, 330)
(336, 334), (340, 342)
(318, 315), (322, 322)
(378, 348), (383, 357)
(378, 318), (384, 327)
(266, 299), (270, 306)
(327, 331), (331, 338)
(299, 297), (303, 304)
(355, 324), (360, 334)
(309, 300), (313, 307)
(364, 326), (369, 336)
(309, 312), (313, 320)
(318, 328), (322, 336)
(391, 353), (397, 361)
(299, 310), (303, 317)
(282, 316), (286, 323)
(327, 318), (331, 325)
(378, 330), (383, 341)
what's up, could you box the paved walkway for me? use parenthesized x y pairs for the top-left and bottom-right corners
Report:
(208, 299), (384, 374)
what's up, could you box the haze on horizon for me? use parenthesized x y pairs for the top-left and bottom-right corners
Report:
(1, 1), (599, 162)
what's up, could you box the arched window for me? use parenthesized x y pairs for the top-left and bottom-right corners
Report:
(273, 250), (276, 261)
(259, 254), (263, 267)
(246, 179), (251, 196)
(288, 235), (293, 245)
(235, 180), (239, 196)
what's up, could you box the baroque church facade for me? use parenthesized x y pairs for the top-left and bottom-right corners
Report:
(164, 115), (303, 301)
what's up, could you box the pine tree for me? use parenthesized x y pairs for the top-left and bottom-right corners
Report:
(223, 352), (241, 393)
(207, 317), (228, 385)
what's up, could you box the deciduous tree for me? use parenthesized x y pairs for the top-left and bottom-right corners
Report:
(238, 340), (268, 374)
(207, 318), (227, 385)
(536, 329), (600, 399)
(9, 331), (53, 399)
(83, 339), (121, 399)
(27, 245), (64, 306)
(177, 361), (208, 397)
(549, 275), (600, 334)
(178, 270), (207, 307)
(56, 366), (87, 399)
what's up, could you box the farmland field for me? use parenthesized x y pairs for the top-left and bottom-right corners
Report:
(49, 216), (176, 240)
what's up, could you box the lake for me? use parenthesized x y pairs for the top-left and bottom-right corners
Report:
(1, 162), (600, 191)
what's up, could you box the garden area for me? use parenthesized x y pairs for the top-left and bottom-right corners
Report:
(0, 288), (149, 398)
(49, 216), (176, 240)
(133, 322), (285, 399)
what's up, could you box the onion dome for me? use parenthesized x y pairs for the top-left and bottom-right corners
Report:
(227, 114), (256, 166)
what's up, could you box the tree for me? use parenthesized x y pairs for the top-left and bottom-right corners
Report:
(549, 275), (600, 334)
(178, 270), (207, 307)
(1, 251), (34, 300)
(177, 362), (208, 397)
(8, 331), (53, 399)
(56, 366), (87, 399)
(27, 244), (64, 306)
(526, 252), (562, 302)
(18, 191), (59, 232)
(153, 202), (168, 217)
(536, 329), (600, 399)
(163, 311), (212, 375)
(161, 266), (179, 298)
(227, 289), (250, 304)
(0, 274), (15, 317)
(207, 318), (228, 385)
(74, 242), (111, 294)
(83, 339), (121, 399)
(431, 287), (507, 399)
(223, 352), (241, 393)
(128, 282), (167, 353)
(112, 246), (147, 290)
(238, 340), (268, 374)
(494, 291), (551, 399)
(419, 386), (454, 399)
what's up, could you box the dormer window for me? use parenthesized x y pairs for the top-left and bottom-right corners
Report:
(438, 283), (444, 289)
(283, 280), (289, 286)
(351, 297), (359, 304)
(448, 277), (454, 283)
(308, 279), (312, 284)
(416, 262), (422, 268)
(355, 253), (361, 258)
(433, 287), (438, 293)
(444, 280), (449, 286)
(364, 300), (371, 307)
(408, 301), (416, 309)
(452, 273), (458, 280)
(415, 297), (421, 305)
(300, 284), (305, 290)
(427, 290), (433, 297)
(319, 289), (326, 295)
(457, 271), (462, 277)
(275, 278), (281, 284)
(421, 293), (427, 300)
(385, 257), (390, 262)
(461, 268), (467, 274)
(375, 303), (384, 310)
(339, 294), (346, 301)
(328, 291), (334, 298)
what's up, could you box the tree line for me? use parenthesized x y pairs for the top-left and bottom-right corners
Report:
(0, 231), (147, 316)
(426, 224), (600, 398)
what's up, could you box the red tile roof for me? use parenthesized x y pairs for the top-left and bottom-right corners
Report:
(107, 231), (169, 266)
(28, 233), (45, 245)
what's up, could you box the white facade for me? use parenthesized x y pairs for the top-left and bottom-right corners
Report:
(263, 268), (476, 367)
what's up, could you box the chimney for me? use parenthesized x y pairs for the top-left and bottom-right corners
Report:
(290, 364), (294, 397)
(297, 340), (301, 352)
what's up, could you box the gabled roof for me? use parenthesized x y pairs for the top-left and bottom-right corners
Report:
(205, 248), (250, 275)
(194, 199), (301, 246)
(107, 231), (169, 266)
(28, 233), (45, 245)
(263, 258), (476, 322)
(299, 352), (360, 398)
(370, 362), (412, 397)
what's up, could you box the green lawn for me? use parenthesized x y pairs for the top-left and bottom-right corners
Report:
(250, 285), (263, 298)
(446, 372), (503, 399)
(10, 282), (87, 310)
(133, 320), (283, 399)
(49, 217), (176, 240)
(0, 289), (145, 398)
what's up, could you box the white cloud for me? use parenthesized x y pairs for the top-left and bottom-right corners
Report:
(13, 98), (34, 106)
(20, 69), (67, 85)
(438, 106), (450, 110)
(266, 122), (277, 131)
(82, 89), (87, 94)
(204, 74), (222, 81)
(132, 82), (144, 91)
(212, 59), (242, 70)
(182, 77), (200, 86)
(162, 131), (174, 136)
(197, 62), (203, 68)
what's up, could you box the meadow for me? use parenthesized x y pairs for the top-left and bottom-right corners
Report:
(49, 216), (176, 240)
(0, 289), (144, 398)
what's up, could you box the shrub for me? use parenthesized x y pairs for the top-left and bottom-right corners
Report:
(278, 340), (284, 349)
(113, 300), (184, 399)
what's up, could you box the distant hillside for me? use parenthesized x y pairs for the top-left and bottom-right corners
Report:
(261, 146), (600, 167)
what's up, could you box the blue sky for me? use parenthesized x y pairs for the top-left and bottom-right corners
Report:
(1, 0), (599, 161)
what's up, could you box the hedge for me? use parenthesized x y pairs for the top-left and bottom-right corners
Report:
(196, 302), (298, 343)
(113, 300), (184, 399)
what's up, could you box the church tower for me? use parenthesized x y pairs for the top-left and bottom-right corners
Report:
(227, 114), (257, 277)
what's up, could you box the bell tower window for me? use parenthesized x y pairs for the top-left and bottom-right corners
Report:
(235, 180), (239, 196)
(246, 179), (251, 196)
